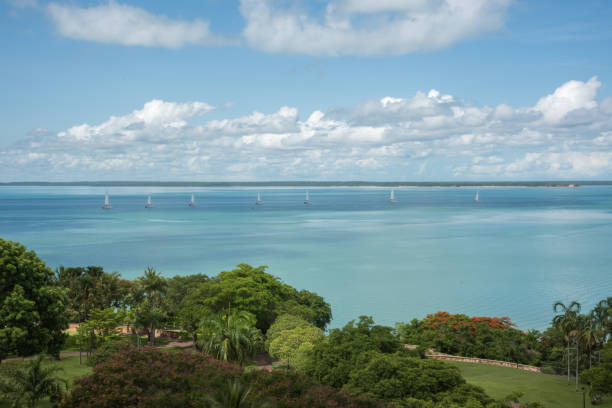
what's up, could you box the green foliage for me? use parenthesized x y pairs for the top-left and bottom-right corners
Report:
(61, 347), (387, 408)
(265, 314), (312, 350)
(198, 310), (261, 365)
(268, 325), (324, 368)
(183, 264), (331, 333)
(343, 351), (492, 407)
(131, 267), (168, 346)
(0, 354), (67, 408)
(202, 380), (270, 408)
(582, 343), (612, 400)
(397, 312), (542, 365)
(55, 265), (134, 322)
(76, 307), (125, 354)
(164, 273), (209, 327)
(303, 316), (402, 388)
(0, 238), (69, 360)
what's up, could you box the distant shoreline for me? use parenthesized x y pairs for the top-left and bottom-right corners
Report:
(0, 181), (611, 187)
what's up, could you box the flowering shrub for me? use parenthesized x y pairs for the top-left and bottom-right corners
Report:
(61, 346), (387, 408)
(398, 312), (542, 365)
(423, 312), (515, 333)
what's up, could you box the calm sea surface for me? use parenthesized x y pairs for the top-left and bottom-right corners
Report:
(1, 186), (611, 330)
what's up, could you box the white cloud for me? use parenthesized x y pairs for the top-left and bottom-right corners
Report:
(3, 77), (612, 180)
(240, 0), (512, 56)
(533, 76), (601, 124)
(46, 2), (233, 48)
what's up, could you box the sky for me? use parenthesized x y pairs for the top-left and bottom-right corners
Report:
(1, 0), (612, 181)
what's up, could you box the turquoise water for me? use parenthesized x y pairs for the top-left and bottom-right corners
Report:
(1, 186), (611, 330)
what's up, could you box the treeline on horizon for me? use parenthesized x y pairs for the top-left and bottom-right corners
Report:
(1, 237), (611, 408)
(2, 180), (611, 187)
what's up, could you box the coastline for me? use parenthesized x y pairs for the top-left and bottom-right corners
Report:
(0, 180), (608, 188)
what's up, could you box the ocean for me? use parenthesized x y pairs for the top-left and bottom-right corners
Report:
(1, 185), (611, 331)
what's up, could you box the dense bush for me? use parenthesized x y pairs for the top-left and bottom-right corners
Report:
(303, 316), (403, 388)
(182, 264), (332, 333)
(60, 346), (388, 408)
(397, 312), (542, 365)
(344, 351), (494, 407)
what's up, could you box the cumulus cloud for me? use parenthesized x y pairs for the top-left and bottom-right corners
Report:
(2, 77), (612, 180)
(46, 2), (234, 47)
(240, 0), (512, 56)
(533, 76), (601, 124)
(21, 0), (512, 55)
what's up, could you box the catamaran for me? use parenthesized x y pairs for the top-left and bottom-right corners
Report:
(388, 189), (398, 203)
(474, 191), (479, 203)
(145, 195), (153, 209)
(102, 191), (112, 210)
(188, 193), (196, 207)
(304, 190), (311, 205)
(255, 192), (263, 205)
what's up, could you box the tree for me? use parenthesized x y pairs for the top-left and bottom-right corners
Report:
(582, 343), (612, 403)
(268, 325), (324, 368)
(185, 264), (331, 333)
(343, 351), (493, 407)
(132, 267), (168, 346)
(265, 314), (312, 350)
(77, 308), (125, 356)
(56, 266), (133, 322)
(199, 310), (260, 365)
(164, 273), (209, 327)
(0, 354), (67, 408)
(553, 301), (581, 385)
(0, 238), (69, 361)
(303, 316), (401, 388)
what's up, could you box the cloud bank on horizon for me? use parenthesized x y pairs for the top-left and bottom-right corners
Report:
(22, 0), (513, 55)
(3, 76), (612, 181)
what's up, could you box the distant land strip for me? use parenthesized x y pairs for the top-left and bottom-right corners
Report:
(1, 181), (611, 187)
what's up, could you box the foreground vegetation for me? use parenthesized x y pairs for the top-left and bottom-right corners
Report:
(2, 237), (611, 407)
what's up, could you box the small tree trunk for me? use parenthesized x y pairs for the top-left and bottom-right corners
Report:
(149, 326), (155, 346)
(567, 341), (571, 385)
(575, 340), (579, 392)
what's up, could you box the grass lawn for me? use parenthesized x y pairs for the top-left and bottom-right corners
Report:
(0, 356), (92, 408)
(450, 361), (611, 408)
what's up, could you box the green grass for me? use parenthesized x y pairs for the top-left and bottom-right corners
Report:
(0, 356), (92, 408)
(450, 361), (611, 408)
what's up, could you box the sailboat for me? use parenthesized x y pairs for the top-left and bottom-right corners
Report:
(255, 192), (263, 205)
(304, 190), (311, 205)
(474, 191), (479, 203)
(145, 195), (153, 209)
(388, 189), (398, 203)
(188, 193), (196, 207)
(102, 191), (112, 210)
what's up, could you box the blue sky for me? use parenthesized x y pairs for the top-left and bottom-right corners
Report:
(1, 0), (612, 181)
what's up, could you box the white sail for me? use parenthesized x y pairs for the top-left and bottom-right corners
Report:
(189, 193), (196, 207)
(145, 195), (152, 208)
(102, 191), (112, 209)
(256, 192), (263, 205)
(474, 191), (479, 202)
(389, 189), (397, 203)
(304, 190), (311, 204)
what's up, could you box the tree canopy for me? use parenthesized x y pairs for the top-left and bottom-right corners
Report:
(183, 264), (331, 333)
(0, 238), (68, 360)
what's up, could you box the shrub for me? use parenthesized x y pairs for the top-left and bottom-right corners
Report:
(61, 346), (388, 408)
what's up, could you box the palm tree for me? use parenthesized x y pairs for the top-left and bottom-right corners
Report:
(202, 380), (270, 408)
(0, 355), (67, 408)
(133, 267), (168, 346)
(199, 310), (258, 365)
(553, 301), (581, 385)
